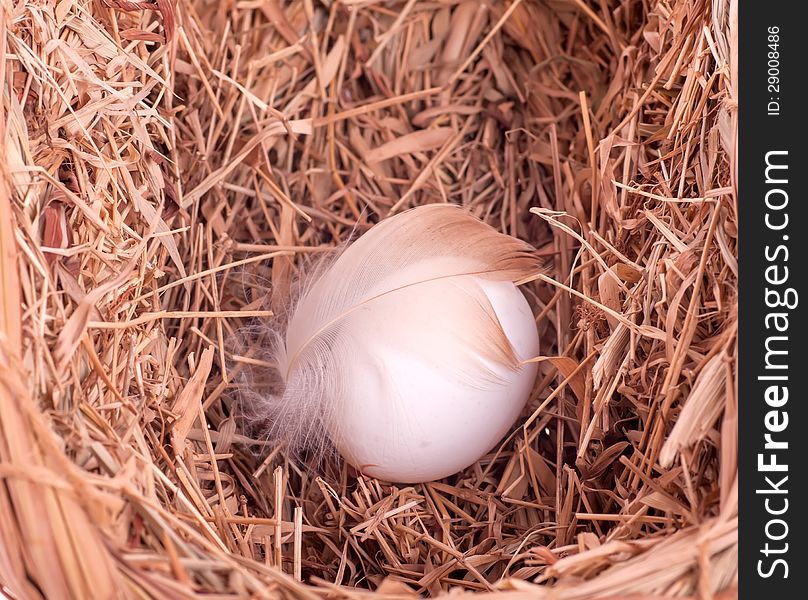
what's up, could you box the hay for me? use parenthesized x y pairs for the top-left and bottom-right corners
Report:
(0, 0), (737, 597)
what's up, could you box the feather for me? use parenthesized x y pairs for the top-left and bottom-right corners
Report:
(240, 204), (542, 460)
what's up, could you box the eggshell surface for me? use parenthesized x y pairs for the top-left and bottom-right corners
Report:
(328, 276), (540, 483)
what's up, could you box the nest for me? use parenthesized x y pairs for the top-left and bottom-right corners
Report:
(0, 0), (738, 598)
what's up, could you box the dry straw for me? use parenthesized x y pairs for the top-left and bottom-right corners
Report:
(0, 0), (737, 598)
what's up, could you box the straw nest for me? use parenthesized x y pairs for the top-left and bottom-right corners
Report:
(0, 0), (737, 598)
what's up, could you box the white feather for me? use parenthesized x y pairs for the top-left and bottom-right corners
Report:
(241, 204), (542, 461)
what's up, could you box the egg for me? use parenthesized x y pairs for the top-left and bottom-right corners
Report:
(326, 274), (540, 483)
(268, 204), (542, 483)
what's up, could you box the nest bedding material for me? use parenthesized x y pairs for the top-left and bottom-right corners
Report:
(0, 0), (738, 598)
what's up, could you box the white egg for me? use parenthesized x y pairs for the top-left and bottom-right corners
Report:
(326, 275), (540, 483)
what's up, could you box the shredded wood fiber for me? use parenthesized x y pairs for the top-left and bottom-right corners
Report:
(0, 0), (738, 598)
